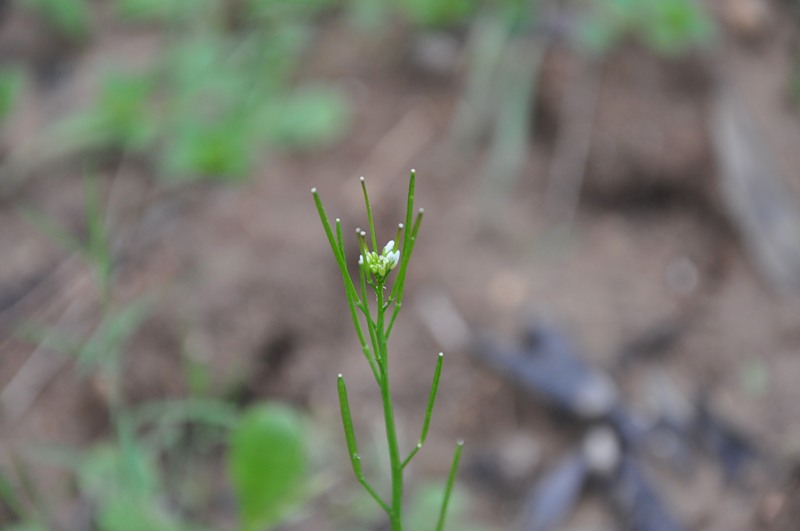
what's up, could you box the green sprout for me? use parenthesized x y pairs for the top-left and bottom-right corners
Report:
(312, 170), (464, 531)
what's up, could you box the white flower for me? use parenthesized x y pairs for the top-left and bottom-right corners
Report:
(360, 240), (400, 280)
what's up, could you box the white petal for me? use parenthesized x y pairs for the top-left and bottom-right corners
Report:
(383, 240), (395, 254)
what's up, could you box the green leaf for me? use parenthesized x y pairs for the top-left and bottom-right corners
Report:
(76, 441), (195, 531)
(245, 0), (334, 21)
(406, 482), (486, 531)
(0, 68), (24, 123)
(4, 524), (48, 531)
(77, 443), (158, 503)
(261, 86), (348, 149)
(0, 468), (24, 520)
(97, 72), (157, 149)
(347, 0), (391, 30)
(228, 404), (308, 531)
(643, 0), (712, 55)
(51, 71), (156, 155)
(160, 115), (255, 180)
(114, 0), (205, 22)
(578, 0), (713, 57)
(399, 0), (475, 28)
(23, 0), (90, 40)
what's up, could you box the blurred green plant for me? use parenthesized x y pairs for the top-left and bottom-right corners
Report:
(0, 68), (25, 124)
(112, 0), (204, 22)
(154, 31), (347, 180)
(19, 0), (348, 182)
(448, 3), (541, 224)
(76, 439), (192, 531)
(397, 0), (476, 28)
(20, 0), (91, 40)
(21, 175), (115, 301)
(578, 0), (714, 56)
(10, 176), (313, 530)
(54, 73), (157, 153)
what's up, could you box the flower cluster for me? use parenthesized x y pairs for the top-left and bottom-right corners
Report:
(359, 240), (400, 281)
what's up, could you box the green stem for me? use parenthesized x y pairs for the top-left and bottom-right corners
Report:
(435, 440), (464, 531)
(402, 352), (444, 469)
(338, 375), (390, 514)
(376, 282), (403, 530)
(360, 177), (378, 252)
(386, 209), (423, 339)
(338, 220), (380, 382)
(313, 190), (379, 380)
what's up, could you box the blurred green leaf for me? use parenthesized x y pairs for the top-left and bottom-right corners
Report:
(398, 0), (475, 28)
(228, 404), (308, 531)
(577, 14), (622, 55)
(3, 524), (48, 531)
(406, 483), (487, 531)
(578, 0), (713, 56)
(29, 0), (348, 184)
(161, 113), (255, 180)
(261, 86), (348, 149)
(347, 0), (391, 29)
(114, 0), (208, 22)
(245, 0), (335, 22)
(0, 68), (24, 123)
(78, 443), (190, 531)
(58, 72), (156, 151)
(23, 0), (90, 39)
(0, 468), (24, 520)
(82, 173), (114, 294)
(97, 73), (157, 149)
(643, 0), (712, 55)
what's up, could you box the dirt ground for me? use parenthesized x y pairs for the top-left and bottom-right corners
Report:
(2, 1), (800, 530)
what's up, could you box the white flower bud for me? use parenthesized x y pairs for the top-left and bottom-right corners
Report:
(360, 239), (401, 280)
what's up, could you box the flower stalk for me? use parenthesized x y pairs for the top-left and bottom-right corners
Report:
(312, 170), (462, 530)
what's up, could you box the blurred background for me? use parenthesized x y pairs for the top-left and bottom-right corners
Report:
(0, 0), (800, 529)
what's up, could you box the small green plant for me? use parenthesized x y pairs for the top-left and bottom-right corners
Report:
(312, 170), (464, 531)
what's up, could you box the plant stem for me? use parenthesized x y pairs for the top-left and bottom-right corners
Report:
(376, 282), (403, 530)
(435, 440), (464, 531)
